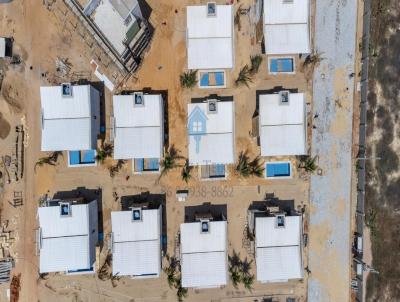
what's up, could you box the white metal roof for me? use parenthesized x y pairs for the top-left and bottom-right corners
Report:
(113, 94), (163, 159)
(38, 200), (98, 273)
(0, 38), (5, 58)
(255, 215), (303, 282)
(255, 215), (301, 248)
(256, 245), (303, 282)
(92, 0), (139, 55)
(111, 208), (161, 277)
(186, 5), (234, 69)
(180, 221), (227, 288)
(40, 85), (100, 151)
(187, 101), (234, 165)
(259, 93), (306, 156)
(264, 0), (310, 54)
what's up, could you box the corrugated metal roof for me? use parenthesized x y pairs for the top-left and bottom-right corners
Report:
(255, 216), (301, 248)
(40, 85), (99, 151)
(0, 38), (5, 58)
(255, 216), (303, 282)
(111, 208), (160, 243)
(40, 85), (91, 119)
(188, 133), (234, 165)
(263, 0), (310, 54)
(40, 236), (91, 273)
(113, 94), (163, 159)
(38, 200), (98, 274)
(180, 221), (227, 254)
(259, 93), (306, 156)
(111, 208), (161, 277)
(186, 5), (233, 69)
(181, 252), (227, 288)
(264, 0), (309, 24)
(180, 221), (227, 288)
(38, 203), (90, 238)
(264, 24), (310, 55)
(187, 101), (234, 165)
(256, 245), (303, 282)
(112, 240), (161, 277)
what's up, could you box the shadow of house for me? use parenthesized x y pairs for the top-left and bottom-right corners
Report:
(71, 80), (106, 140)
(120, 192), (167, 253)
(184, 203), (227, 223)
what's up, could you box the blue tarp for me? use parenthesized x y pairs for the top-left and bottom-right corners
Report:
(266, 162), (291, 177)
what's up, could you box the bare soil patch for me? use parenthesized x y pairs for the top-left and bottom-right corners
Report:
(365, 0), (400, 301)
(0, 112), (11, 139)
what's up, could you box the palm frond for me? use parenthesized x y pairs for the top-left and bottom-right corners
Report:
(249, 55), (263, 75)
(181, 159), (193, 183)
(235, 65), (253, 88)
(180, 70), (198, 88)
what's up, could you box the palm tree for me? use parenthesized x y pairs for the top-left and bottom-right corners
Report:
(242, 274), (254, 291)
(303, 52), (324, 68)
(249, 55), (263, 75)
(180, 70), (198, 88)
(229, 267), (241, 289)
(175, 277), (188, 302)
(235, 65), (253, 88)
(236, 151), (252, 177)
(299, 155), (318, 173)
(109, 159), (127, 177)
(96, 142), (113, 163)
(181, 159), (193, 183)
(34, 151), (63, 172)
(160, 145), (183, 178)
(249, 155), (265, 177)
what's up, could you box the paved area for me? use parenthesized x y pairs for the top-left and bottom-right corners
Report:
(308, 0), (358, 301)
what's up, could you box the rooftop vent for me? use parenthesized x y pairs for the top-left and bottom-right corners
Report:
(59, 202), (71, 217)
(207, 99), (218, 113)
(200, 220), (210, 233)
(61, 83), (72, 97)
(133, 92), (144, 107)
(279, 91), (290, 104)
(132, 208), (142, 221)
(275, 214), (285, 228)
(207, 2), (216, 17)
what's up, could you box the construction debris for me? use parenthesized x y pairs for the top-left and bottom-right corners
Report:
(0, 260), (13, 284)
(10, 273), (21, 302)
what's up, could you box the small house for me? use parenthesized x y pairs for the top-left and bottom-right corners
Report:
(112, 92), (164, 173)
(37, 199), (98, 274)
(40, 84), (100, 166)
(263, 0), (310, 55)
(186, 3), (234, 88)
(259, 91), (307, 157)
(254, 213), (303, 282)
(180, 218), (227, 288)
(111, 205), (162, 278)
(187, 97), (235, 179)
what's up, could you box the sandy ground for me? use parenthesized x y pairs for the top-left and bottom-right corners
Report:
(0, 0), (313, 301)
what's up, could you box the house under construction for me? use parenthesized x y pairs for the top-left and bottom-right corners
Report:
(65, 0), (153, 74)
